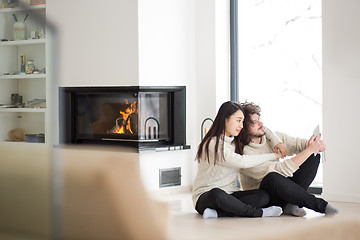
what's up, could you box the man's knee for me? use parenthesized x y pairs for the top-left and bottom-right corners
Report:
(260, 172), (284, 188)
(313, 154), (321, 165)
(263, 172), (283, 182)
(307, 153), (320, 162)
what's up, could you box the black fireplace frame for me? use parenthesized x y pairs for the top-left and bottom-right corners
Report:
(59, 86), (187, 149)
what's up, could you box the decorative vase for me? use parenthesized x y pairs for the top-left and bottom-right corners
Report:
(13, 21), (26, 40)
(26, 60), (35, 74)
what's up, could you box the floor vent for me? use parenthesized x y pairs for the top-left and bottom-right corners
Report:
(159, 167), (181, 188)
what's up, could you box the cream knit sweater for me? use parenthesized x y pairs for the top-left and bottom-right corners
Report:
(239, 129), (308, 191)
(192, 134), (278, 207)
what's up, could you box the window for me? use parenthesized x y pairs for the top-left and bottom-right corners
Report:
(231, 0), (323, 188)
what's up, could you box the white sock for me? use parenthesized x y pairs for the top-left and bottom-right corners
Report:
(283, 203), (307, 217)
(262, 206), (283, 217)
(325, 203), (339, 215)
(203, 208), (218, 219)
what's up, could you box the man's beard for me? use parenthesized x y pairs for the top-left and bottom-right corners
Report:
(250, 128), (266, 138)
(250, 133), (265, 138)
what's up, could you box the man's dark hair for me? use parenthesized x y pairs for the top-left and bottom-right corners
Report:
(235, 102), (262, 151)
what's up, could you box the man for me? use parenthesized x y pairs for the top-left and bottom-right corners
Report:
(237, 102), (338, 216)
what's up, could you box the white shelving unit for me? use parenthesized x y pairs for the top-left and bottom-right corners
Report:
(0, 4), (45, 13)
(0, 108), (46, 113)
(0, 38), (46, 46)
(0, 73), (46, 79)
(0, 4), (47, 143)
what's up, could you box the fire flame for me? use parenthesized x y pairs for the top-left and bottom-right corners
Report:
(114, 124), (124, 134)
(114, 100), (138, 134)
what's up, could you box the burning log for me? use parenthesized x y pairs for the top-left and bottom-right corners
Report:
(108, 100), (138, 135)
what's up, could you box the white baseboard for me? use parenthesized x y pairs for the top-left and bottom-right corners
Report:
(322, 192), (360, 203)
(148, 185), (192, 197)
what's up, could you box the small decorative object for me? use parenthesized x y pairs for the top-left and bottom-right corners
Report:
(7, 0), (15, 8)
(24, 98), (46, 108)
(7, 128), (26, 142)
(22, 0), (31, 5)
(13, 13), (28, 40)
(20, 52), (26, 73)
(38, 28), (45, 39)
(16, 95), (23, 106)
(13, 21), (26, 40)
(11, 93), (19, 105)
(26, 60), (35, 74)
(30, 30), (39, 39)
(25, 133), (45, 143)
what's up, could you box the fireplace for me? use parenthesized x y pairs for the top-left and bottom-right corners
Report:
(59, 86), (188, 150)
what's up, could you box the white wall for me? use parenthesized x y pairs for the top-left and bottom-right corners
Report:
(47, 0), (140, 87)
(192, 0), (230, 183)
(46, 0), (230, 191)
(137, 0), (196, 190)
(322, 0), (360, 202)
(138, 0), (230, 191)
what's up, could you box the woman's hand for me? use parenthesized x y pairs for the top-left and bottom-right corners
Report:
(274, 143), (287, 158)
(307, 134), (322, 154)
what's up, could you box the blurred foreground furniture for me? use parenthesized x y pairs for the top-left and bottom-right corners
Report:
(60, 146), (169, 240)
(0, 143), (169, 240)
(0, 142), (52, 240)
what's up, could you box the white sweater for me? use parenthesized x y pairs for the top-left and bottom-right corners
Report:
(192, 135), (277, 207)
(239, 130), (308, 190)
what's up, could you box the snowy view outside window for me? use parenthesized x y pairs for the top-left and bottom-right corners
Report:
(237, 0), (322, 187)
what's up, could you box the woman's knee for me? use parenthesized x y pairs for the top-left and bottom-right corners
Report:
(208, 188), (226, 199)
(196, 188), (225, 214)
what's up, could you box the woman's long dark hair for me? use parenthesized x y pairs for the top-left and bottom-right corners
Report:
(196, 101), (244, 165)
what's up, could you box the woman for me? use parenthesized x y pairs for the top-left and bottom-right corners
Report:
(192, 101), (283, 218)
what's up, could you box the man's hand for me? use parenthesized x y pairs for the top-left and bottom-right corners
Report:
(274, 143), (287, 158)
(307, 134), (322, 154)
(318, 134), (327, 152)
(319, 141), (326, 152)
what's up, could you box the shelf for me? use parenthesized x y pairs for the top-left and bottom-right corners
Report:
(1, 141), (46, 145)
(0, 3), (47, 145)
(0, 4), (46, 14)
(0, 108), (46, 113)
(0, 73), (46, 80)
(0, 38), (46, 46)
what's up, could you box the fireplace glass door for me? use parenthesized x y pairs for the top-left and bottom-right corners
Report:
(74, 91), (171, 142)
(138, 92), (169, 141)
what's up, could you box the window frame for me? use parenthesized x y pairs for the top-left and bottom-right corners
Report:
(229, 0), (323, 194)
(230, 0), (239, 102)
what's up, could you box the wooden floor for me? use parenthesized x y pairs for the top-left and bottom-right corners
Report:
(151, 190), (360, 240)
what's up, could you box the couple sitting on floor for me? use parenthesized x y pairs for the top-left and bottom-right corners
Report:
(192, 101), (338, 218)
